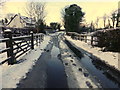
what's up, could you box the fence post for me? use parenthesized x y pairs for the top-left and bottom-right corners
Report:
(81, 35), (83, 41)
(42, 34), (44, 42)
(85, 35), (87, 43)
(37, 35), (39, 45)
(91, 36), (93, 46)
(4, 29), (16, 65)
(36, 35), (38, 46)
(39, 35), (41, 45)
(79, 35), (81, 41)
(31, 31), (34, 49)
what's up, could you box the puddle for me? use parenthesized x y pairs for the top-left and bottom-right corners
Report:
(65, 39), (120, 88)
(47, 40), (68, 88)
(80, 55), (120, 88)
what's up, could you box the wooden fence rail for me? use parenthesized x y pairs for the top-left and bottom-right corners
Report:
(0, 29), (44, 65)
(66, 32), (98, 46)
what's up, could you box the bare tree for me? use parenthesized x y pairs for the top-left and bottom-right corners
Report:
(0, 0), (9, 18)
(34, 2), (46, 33)
(110, 10), (119, 28)
(111, 12), (116, 28)
(0, 0), (7, 6)
(6, 13), (15, 20)
(116, 8), (120, 27)
(25, 1), (46, 22)
(95, 17), (99, 28)
(25, 1), (35, 19)
(61, 5), (69, 27)
(34, 2), (46, 22)
(103, 14), (107, 28)
(61, 8), (65, 27)
(90, 21), (94, 31)
(25, 1), (46, 33)
(0, 0), (10, 10)
(108, 18), (111, 28)
(24, 1), (36, 29)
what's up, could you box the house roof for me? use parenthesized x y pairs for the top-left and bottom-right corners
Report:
(7, 14), (35, 26)
(20, 16), (35, 24)
(7, 14), (18, 26)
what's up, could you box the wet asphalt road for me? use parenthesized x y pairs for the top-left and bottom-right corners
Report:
(17, 35), (68, 88)
(16, 33), (120, 89)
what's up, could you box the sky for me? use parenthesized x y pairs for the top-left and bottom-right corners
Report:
(1, 0), (119, 28)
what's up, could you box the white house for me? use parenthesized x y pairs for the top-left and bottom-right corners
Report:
(6, 13), (35, 28)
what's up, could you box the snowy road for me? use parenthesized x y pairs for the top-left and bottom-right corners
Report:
(5, 32), (120, 89)
(16, 33), (102, 88)
(17, 34), (68, 88)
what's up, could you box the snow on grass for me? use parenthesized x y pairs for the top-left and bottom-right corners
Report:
(59, 38), (101, 88)
(1, 35), (50, 88)
(0, 66), (1, 90)
(0, 42), (7, 63)
(65, 35), (119, 70)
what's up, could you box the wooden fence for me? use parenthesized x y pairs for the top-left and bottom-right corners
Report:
(0, 29), (44, 65)
(66, 32), (98, 46)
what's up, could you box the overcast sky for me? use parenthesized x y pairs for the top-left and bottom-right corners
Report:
(1, 0), (119, 28)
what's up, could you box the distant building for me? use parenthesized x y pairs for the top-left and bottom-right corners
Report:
(6, 13), (35, 28)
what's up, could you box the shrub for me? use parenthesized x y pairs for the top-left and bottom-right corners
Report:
(95, 29), (120, 52)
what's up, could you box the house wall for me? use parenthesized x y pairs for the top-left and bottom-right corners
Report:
(7, 14), (25, 28)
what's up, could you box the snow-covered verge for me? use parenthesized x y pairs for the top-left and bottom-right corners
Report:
(0, 42), (7, 63)
(1, 35), (50, 88)
(0, 42), (6, 90)
(59, 37), (101, 88)
(65, 35), (119, 71)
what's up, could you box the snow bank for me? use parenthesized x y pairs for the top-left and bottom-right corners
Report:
(0, 42), (7, 63)
(1, 35), (50, 88)
(0, 67), (1, 90)
(59, 37), (101, 88)
(65, 35), (119, 71)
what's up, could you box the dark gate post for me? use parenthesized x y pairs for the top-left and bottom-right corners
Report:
(4, 29), (16, 65)
(39, 35), (41, 45)
(85, 35), (87, 43)
(31, 31), (34, 49)
(91, 36), (93, 46)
